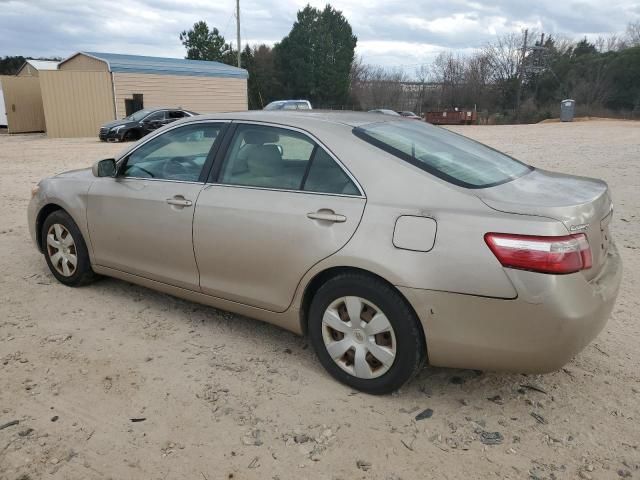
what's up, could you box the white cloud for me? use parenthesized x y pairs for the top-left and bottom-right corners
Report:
(0, 0), (637, 69)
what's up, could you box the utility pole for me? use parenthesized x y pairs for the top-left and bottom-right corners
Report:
(515, 28), (528, 122)
(236, 0), (241, 68)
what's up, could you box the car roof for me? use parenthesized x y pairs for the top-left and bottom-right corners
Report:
(188, 110), (409, 128)
(269, 100), (310, 103)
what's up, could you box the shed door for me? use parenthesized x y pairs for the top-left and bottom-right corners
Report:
(0, 76), (45, 133)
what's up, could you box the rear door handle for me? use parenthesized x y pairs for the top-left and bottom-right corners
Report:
(166, 196), (193, 207)
(307, 211), (347, 223)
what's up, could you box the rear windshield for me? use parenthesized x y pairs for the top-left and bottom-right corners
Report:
(353, 121), (532, 188)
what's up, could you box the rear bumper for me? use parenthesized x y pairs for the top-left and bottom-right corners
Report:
(399, 242), (622, 373)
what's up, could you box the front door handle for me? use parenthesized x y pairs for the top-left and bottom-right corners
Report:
(166, 196), (193, 207)
(307, 210), (347, 223)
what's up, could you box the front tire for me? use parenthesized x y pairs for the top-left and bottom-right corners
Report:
(308, 273), (426, 394)
(122, 130), (137, 142)
(42, 210), (96, 287)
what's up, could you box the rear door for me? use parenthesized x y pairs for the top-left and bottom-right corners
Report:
(193, 123), (366, 312)
(167, 110), (187, 126)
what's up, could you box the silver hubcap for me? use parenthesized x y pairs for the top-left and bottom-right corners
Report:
(321, 296), (397, 379)
(46, 224), (77, 277)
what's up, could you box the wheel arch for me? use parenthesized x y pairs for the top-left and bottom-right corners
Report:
(35, 203), (66, 253)
(299, 266), (427, 356)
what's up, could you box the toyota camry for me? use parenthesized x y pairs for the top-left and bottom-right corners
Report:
(28, 111), (622, 394)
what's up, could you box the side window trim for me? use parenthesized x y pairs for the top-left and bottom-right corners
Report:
(299, 145), (319, 190)
(116, 120), (230, 183)
(205, 121), (365, 198)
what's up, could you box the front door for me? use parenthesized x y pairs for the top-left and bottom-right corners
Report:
(140, 110), (166, 135)
(87, 121), (226, 290)
(193, 123), (366, 312)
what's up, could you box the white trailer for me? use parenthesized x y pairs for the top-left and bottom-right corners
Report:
(0, 84), (7, 127)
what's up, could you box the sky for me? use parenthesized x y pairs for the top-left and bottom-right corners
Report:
(1, 0), (638, 71)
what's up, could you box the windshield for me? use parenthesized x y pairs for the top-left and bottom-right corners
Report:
(264, 102), (283, 111)
(353, 121), (532, 188)
(125, 109), (152, 121)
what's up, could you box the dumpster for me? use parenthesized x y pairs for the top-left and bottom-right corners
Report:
(426, 110), (477, 125)
(560, 99), (575, 122)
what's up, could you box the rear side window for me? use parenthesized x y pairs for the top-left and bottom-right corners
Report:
(353, 121), (532, 188)
(304, 148), (359, 195)
(217, 124), (359, 195)
(219, 125), (315, 190)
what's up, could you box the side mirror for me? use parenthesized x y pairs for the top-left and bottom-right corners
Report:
(92, 158), (117, 177)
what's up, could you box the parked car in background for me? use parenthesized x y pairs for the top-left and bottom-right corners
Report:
(30, 111), (621, 394)
(397, 111), (422, 120)
(99, 108), (197, 142)
(368, 109), (401, 116)
(264, 100), (312, 110)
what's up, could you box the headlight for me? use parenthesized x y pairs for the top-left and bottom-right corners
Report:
(111, 125), (125, 132)
(30, 184), (40, 198)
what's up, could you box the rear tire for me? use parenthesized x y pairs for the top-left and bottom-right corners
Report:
(308, 272), (426, 394)
(42, 210), (96, 287)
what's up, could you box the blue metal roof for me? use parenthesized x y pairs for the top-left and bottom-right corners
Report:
(80, 52), (248, 79)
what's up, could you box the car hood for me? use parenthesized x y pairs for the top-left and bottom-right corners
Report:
(102, 119), (137, 129)
(54, 167), (94, 179)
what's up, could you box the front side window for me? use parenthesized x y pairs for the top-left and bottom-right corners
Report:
(354, 121), (532, 188)
(144, 111), (166, 122)
(123, 123), (223, 181)
(125, 109), (151, 121)
(218, 124), (359, 195)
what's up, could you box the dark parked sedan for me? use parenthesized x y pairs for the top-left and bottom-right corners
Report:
(99, 108), (197, 142)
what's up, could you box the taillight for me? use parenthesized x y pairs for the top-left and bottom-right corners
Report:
(484, 233), (592, 274)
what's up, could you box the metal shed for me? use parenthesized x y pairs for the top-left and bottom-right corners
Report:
(16, 60), (59, 77)
(41, 52), (249, 137)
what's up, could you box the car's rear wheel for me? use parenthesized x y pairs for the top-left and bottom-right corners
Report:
(42, 210), (96, 287)
(308, 272), (426, 394)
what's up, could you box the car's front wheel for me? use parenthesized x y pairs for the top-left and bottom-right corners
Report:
(123, 130), (138, 142)
(42, 210), (96, 287)
(308, 273), (426, 394)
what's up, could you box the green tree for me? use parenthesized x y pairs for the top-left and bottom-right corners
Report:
(572, 38), (598, 57)
(274, 4), (357, 105)
(180, 21), (233, 63)
(0, 56), (26, 75)
(243, 44), (281, 108)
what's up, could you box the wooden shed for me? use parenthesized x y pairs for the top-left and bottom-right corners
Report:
(43, 52), (249, 138)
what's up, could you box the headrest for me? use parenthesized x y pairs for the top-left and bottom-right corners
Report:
(243, 129), (280, 145)
(247, 144), (283, 176)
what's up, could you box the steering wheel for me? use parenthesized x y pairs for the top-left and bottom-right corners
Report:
(162, 156), (199, 179)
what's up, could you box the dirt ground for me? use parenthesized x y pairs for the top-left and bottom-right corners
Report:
(1, 120), (639, 480)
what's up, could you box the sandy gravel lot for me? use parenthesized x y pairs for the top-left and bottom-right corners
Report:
(1, 120), (639, 480)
